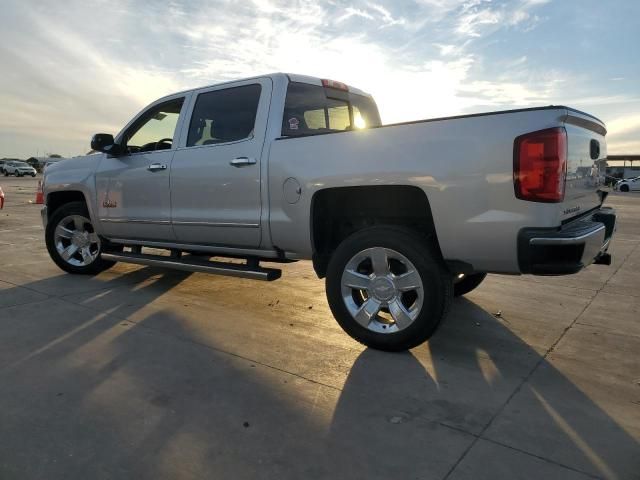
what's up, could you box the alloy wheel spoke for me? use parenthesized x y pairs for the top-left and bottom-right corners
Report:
(394, 270), (421, 292)
(88, 232), (100, 244)
(55, 225), (74, 240)
(370, 248), (390, 276)
(80, 247), (92, 264)
(354, 298), (381, 328)
(388, 299), (413, 329)
(61, 244), (79, 261)
(343, 269), (372, 290)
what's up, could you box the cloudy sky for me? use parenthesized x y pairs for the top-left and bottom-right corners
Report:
(0, 0), (638, 158)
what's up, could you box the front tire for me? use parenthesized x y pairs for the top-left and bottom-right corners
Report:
(620, 184), (629, 192)
(325, 226), (452, 351)
(453, 272), (487, 297)
(45, 201), (117, 275)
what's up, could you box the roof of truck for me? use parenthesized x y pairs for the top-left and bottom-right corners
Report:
(163, 73), (372, 99)
(284, 73), (371, 97)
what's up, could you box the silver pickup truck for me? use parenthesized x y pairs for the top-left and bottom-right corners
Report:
(42, 73), (616, 351)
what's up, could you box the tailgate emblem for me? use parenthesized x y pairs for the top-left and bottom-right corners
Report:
(563, 206), (581, 215)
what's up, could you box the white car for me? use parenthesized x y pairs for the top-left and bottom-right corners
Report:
(615, 176), (640, 192)
(4, 161), (36, 177)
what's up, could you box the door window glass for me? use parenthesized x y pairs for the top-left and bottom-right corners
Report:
(187, 84), (262, 147)
(125, 98), (184, 153)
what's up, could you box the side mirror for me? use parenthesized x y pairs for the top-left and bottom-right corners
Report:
(91, 133), (123, 155)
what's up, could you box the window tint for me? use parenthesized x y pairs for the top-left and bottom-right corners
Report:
(282, 82), (381, 137)
(125, 98), (184, 153)
(187, 84), (261, 147)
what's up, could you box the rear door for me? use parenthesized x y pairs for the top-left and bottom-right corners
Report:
(170, 78), (271, 247)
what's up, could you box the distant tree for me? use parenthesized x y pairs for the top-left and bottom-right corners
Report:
(48, 154), (62, 158)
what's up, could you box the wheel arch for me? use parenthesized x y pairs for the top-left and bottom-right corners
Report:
(310, 185), (446, 278)
(47, 190), (92, 222)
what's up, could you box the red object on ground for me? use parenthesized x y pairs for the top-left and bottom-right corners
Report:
(0, 186), (4, 209)
(35, 180), (44, 205)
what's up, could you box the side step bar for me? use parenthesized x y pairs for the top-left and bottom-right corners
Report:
(101, 251), (282, 281)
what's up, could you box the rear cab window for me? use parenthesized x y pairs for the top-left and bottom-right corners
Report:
(281, 81), (381, 137)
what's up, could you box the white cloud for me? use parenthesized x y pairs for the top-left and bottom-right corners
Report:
(606, 114), (640, 139)
(337, 7), (375, 22)
(456, 7), (502, 37)
(0, 0), (603, 158)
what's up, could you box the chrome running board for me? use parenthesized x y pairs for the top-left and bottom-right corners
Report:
(101, 251), (281, 281)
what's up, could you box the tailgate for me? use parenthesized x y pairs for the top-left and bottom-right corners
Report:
(561, 109), (607, 222)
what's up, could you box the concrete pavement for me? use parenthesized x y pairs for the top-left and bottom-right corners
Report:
(0, 176), (638, 479)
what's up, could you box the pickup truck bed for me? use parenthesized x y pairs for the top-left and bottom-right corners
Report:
(269, 104), (610, 274)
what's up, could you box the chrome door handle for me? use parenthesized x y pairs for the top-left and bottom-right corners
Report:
(148, 163), (167, 172)
(230, 157), (256, 167)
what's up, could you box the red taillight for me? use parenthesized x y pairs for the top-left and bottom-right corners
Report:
(321, 79), (349, 91)
(514, 127), (567, 203)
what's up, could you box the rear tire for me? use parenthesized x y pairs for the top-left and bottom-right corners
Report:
(453, 272), (487, 297)
(620, 184), (629, 192)
(45, 201), (117, 275)
(325, 226), (452, 351)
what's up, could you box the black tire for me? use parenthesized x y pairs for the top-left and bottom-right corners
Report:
(31, 173), (36, 177)
(620, 184), (629, 192)
(453, 272), (487, 297)
(325, 226), (453, 351)
(45, 201), (117, 275)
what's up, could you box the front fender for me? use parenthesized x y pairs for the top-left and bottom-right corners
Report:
(43, 154), (103, 224)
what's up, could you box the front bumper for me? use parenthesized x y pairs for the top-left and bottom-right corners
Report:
(518, 207), (616, 275)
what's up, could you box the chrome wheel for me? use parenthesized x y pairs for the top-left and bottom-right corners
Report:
(341, 247), (424, 334)
(54, 215), (101, 267)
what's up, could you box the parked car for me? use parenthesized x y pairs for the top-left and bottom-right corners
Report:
(41, 73), (616, 351)
(0, 186), (4, 209)
(0, 160), (8, 174)
(614, 176), (640, 192)
(4, 161), (37, 177)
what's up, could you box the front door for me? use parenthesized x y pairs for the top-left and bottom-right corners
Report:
(95, 95), (188, 241)
(170, 79), (272, 247)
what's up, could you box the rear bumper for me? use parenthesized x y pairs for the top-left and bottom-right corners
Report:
(518, 207), (616, 275)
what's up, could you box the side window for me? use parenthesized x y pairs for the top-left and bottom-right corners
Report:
(282, 82), (381, 137)
(125, 98), (184, 154)
(186, 84), (262, 147)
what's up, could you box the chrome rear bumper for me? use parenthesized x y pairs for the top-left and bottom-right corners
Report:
(518, 207), (616, 275)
